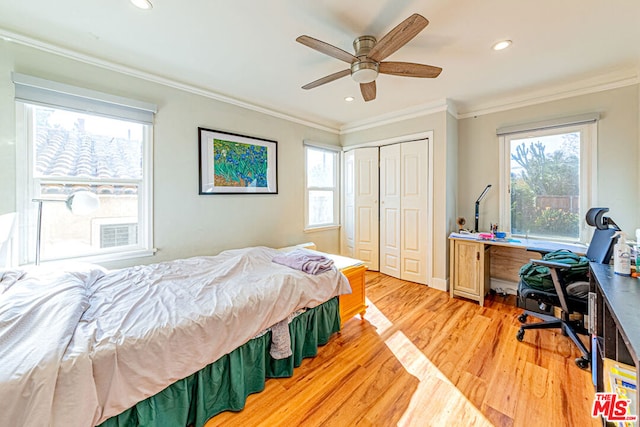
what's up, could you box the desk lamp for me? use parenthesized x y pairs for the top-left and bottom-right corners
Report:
(33, 191), (100, 265)
(474, 184), (491, 233)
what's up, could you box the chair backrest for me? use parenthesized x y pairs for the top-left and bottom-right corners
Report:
(585, 227), (617, 264)
(552, 227), (615, 314)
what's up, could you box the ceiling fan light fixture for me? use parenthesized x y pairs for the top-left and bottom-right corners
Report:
(131, 0), (153, 10)
(492, 40), (512, 51)
(296, 13), (441, 101)
(351, 61), (379, 84)
(345, 96), (355, 102)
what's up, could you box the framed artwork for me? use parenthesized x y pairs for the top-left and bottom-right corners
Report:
(198, 127), (278, 194)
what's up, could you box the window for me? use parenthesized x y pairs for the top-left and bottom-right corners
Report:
(499, 118), (597, 243)
(304, 144), (340, 230)
(14, 73), (156, 264)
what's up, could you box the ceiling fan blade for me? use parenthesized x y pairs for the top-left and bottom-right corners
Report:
(379, 61), (442, 78)
(296, 35), (358, 64)
(368, 14), (429, 62)
(360, 81), (376, 102)
(302, 69), (351, 90)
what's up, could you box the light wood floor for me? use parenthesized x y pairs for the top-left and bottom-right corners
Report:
(206, 272), (599, 427)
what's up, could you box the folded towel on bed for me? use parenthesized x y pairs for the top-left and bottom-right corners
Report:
(272, 249), (335, 275)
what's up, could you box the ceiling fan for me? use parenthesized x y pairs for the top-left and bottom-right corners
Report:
(296, 13), (442, 102)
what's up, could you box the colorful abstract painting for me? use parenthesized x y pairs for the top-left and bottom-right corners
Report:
(213, 139), (268, 187)
(199, 127), (277, 194)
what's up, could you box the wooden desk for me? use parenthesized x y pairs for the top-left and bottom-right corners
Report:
(590, 263), (640, 420)
(449, 234), (586, 306)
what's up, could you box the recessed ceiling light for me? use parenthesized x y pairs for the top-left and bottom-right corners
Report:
(345, 96), (355, 102)
(131, 0), (153, 10)
(492, 40), (512, 51)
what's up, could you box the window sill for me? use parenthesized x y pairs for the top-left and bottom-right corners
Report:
(30, 248), (157, 267)
(304, 225), (341, 233)
(509, 237), (587, 254)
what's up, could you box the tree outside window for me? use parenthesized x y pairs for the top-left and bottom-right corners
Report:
(509, 131), (581, 240)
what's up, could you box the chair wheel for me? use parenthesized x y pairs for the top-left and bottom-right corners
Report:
(518, 314), (528, 323)
(516, 329), (525, 341)
(575, 357), (590, 369)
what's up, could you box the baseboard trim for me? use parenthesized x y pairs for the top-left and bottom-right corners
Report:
(430, 277), (448, 292)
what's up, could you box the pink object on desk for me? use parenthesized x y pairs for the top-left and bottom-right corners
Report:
(478, 233), (494, 240)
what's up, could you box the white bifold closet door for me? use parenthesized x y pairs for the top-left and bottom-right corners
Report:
(379, 144), (401, 278)
(380, 141), (427, 284)
(343, 147), (379, 271)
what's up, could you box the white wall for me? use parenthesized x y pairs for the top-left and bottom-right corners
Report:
(457, 84), (640, 238)
(0, 41), (341, 269)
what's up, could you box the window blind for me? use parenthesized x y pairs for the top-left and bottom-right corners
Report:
(12, 72), (157, 124)
(303, 140), (341, 152)
(496, 113), (599, 136)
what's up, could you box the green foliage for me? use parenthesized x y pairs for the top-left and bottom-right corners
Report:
(510, 179), (536, 233)
(532, 207), (580, 236)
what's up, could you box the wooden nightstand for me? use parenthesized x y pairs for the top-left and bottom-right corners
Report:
(338, 263), (367, 324)
(303, 249), (367, 324)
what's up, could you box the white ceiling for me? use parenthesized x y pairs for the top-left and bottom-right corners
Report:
(1, 0), (639, 131)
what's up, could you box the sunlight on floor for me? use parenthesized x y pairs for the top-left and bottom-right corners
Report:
(365, 298), (494, 427)
(363, 297), (394, 334)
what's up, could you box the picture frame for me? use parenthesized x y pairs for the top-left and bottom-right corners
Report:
(198, 127), (278, 194)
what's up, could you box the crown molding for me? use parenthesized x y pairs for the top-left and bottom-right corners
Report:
(341, 131), (433, 150)
(0, 28), (340, 135)
(445, 98), (458, 117)
(456, 67), (640, 119)
(339, 98), (450, 135)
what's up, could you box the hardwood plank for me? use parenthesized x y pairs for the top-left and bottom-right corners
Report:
(206, 272), (598, 426)
(482, 404), (514, 427)
(456, 370), (488, 411)
(513, 362), (550, 425)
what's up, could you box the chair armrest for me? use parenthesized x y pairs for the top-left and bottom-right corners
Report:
(530, 259), (573, 270)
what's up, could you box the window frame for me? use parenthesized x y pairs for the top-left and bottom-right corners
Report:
(303, 143), (341, 232)
(498, 121), (597, 244)
(14, 74), (156, 265)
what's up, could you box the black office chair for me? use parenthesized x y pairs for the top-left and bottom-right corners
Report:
(516, 207), (619, 368)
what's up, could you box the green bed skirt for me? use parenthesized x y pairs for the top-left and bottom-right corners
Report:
(98, 297), (340, 427)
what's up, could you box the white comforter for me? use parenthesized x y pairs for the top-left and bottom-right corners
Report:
(0, 246), (351, 427)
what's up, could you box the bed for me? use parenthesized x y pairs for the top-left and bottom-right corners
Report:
(0, 245), (351, 427)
